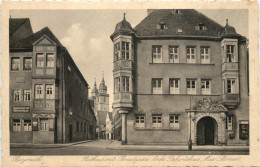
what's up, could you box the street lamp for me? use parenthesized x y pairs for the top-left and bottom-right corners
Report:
(188, 95), (192, 150)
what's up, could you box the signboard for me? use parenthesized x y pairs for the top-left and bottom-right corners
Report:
(13, 106), (30, 113)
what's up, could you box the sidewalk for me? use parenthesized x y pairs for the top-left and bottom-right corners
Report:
(10, 140), (96, 149)
(107, 141), (249, 151)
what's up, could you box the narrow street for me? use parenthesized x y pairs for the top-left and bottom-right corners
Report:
(10, 140), (249, 155)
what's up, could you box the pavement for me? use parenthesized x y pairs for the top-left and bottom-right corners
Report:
(10, 140), (249, 151)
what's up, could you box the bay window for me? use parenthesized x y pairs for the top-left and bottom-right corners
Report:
(46, 84), (55, 99)
(114, 43), (120, 61)
(35, 84), (44, 99)
(121, 42), (130, 60)
(46, 53), (55, 67)
(36, 53), (44, 67)
(226, 45), (235, 62)
(227, 79), (237, 93)
(114, 77), (120, 93)
(122, 76), (130, 92)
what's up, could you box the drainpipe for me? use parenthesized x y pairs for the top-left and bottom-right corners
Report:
(188, 95), (192, 150)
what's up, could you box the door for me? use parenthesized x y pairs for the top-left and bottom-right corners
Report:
(69, 124), (73, 142)
(204, 119), (214, 145)
(197, 116), (217, 145)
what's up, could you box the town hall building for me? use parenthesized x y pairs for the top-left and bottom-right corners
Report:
(111, 9), (249, 146)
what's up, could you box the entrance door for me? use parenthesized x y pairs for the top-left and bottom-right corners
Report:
(197, 117), (217, 145)
(69, 124), (73, 142)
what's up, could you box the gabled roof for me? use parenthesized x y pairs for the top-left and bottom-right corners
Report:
(97, 111), (107, 126)
(10, 27), (63, 49)
(9, 18), (30, 37)
(134, 9), (224, 38)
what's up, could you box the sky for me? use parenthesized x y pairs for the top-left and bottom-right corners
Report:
(10, 9), (248, 112)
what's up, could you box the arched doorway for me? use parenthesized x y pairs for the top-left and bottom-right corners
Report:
(197, 116), (218, 145)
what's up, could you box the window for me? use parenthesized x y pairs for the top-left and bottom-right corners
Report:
(157, 23), (166, 30)
(13, 119), (21, 131)
(36, 53), (44, 67)
(23, 90), (31, 101)
(152, 46), (162, 63)
(23, 57), (32, 70)
(35, 84), (44, 99)
(121, 42), (130, 60)
(169, 79), (180, 94)
(152, 115), (162, 128)
(114, 77), (120, 93)
(227, 79), (237, 93)
(186, 47), (196, 63)
(76, 121), (79, 132)
(46, 84), (54, 99)
(200, 47), (210, 64)
(195, 23), (207, 31)
(40, 118), (49, 131)
(226, 116), (233, 131)
(122, 76), (130, 92)
(226, 45), (235, 62)
(24, 120), (32, 131)
(152, 79), (162, 94)
(11, 57), (20, 71)
(173, 9), (181, 14)
(114, 43), (120, 61)
(187, 79), (196, 94)
(169, 46), (179, 63)
(135, 115), (145, 128)
(13, 90), (21, 101)
(201, 80), (211, 95)
(170, 115), (179, 128)
(46, 53), (54, 67)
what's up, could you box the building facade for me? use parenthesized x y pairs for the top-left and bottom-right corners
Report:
(10, 18), (96, 144)
(90, 77), (110, 139)
(111, 10), (249, 146)
(106, 112), (113, 140)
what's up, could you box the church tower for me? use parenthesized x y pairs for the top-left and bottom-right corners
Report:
(97, 75), (109, 111)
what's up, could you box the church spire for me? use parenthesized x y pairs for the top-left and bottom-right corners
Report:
(91, 77), (98, 97)
(99, 71), (107, 94)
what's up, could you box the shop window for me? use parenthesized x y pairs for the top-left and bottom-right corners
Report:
(23, 57), (32, 70)
(200, 47), (210, 64)
(152, 115), (162, 128)
(169, 79), (180, 94)
(13, 119), (21, 132)
(169, 115), (179, 129)
(135, 115), (145, 128)
(152, 79), (162, 94)
(201, 79), (211, 95)
(13, 90), (21, 101)
(24, 120), (32, 131)
(35, 84), (44, 99)
(239, 121), (249, 140)
(46, 84), (54, 99)
(23, 90), (31, 101)
(122, 42), (130, 60)
(36, 53), (44, 67)
(40, 118), (49, 131)
(152, 46), (162, 63)
(226, 45), (235, 62)
(186, 47), (196, 63)
(11, 57), (20, 71)
(46, 53), (54, 67)
(169, 46), (179, 63)
(187, 79), (196, 94)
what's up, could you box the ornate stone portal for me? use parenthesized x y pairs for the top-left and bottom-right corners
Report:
(187, 98), (228, 145)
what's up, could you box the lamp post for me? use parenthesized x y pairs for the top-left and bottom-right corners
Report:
(188, 95), (193, 150)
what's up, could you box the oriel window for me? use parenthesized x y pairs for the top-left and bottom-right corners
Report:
(226, 45), (235, 62)
(227, 79), (237, 93)
(36, 53), (44, 67)
(186, 47), (196, 63)
(114, 77), (120, 93)
(169, 46), (179, 63)
(23, 57), (32, 70)
(121, 42), (130, 60)
(152, 46), (162, 63)
(114, 43), (120, 61)
(46, 53), (55, 67)
(11, 57), (20, 71)
(200, 47), (210, 64)
(122, 76), (130, 92)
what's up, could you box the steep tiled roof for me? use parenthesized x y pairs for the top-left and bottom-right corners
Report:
(10, 27), (63, 49)
(9, 18), (29, 37)
(97, 111), (107, 126)
(134, 9), (224, 38)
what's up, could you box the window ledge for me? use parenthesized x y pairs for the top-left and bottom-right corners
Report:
(135, 128), (180, 131)
(149, 63), (215, 65)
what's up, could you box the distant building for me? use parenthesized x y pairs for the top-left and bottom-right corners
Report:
(111, 10), (249, 146)
(90, 76), (110, 139)
(9, 18), (96, 144)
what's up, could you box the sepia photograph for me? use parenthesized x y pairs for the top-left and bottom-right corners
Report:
(1, 2), (259, 166)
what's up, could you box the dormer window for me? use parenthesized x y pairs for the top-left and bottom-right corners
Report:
(195, 23), (207, 31)
(172, 9), (181, 14)
(157, 22), (167, 30)
(177, 28), (183, 33)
